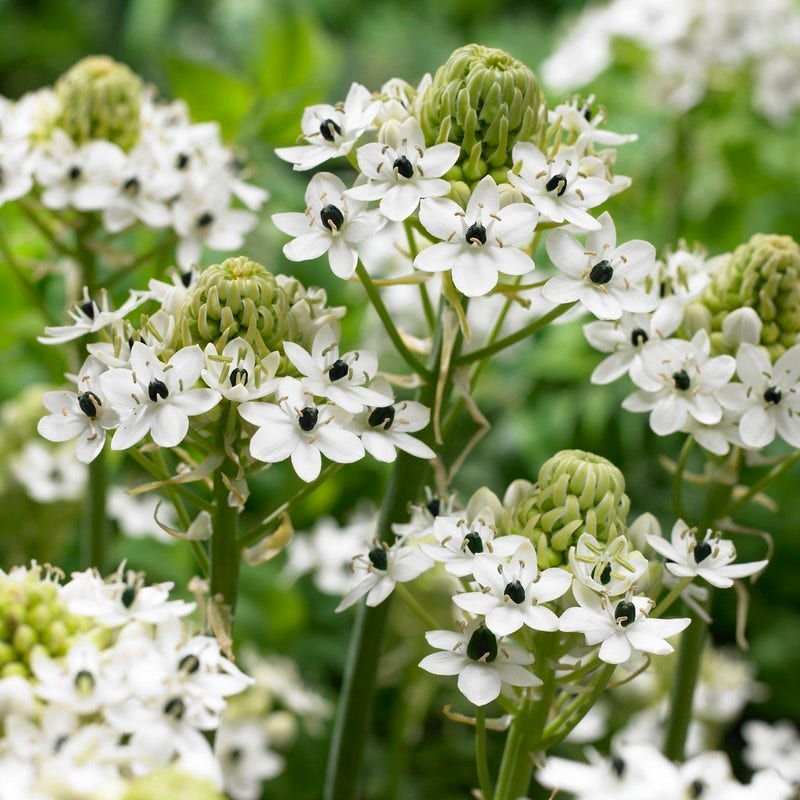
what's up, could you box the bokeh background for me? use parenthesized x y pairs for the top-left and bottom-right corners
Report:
(1, 1), (799, 797)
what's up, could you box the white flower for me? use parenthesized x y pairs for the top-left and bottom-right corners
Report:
(508, 142), (611, 230)
(559, 582), (690, 664)
(549, 96), (638, 149)
(38, 356), (119, 463)
(239, 377), (364, 482)
(282, 324), (392, 413)
(10, 441), (87, 503)
(568, 533), (648, 596)
(38, 286), (149, 345)
(418, 623), (540, 707)
(647, 520), (768, 589)
(623, 330), (736, 435)
(215, 719), (285, 800)
(353, 394), (435, 462)
(391, 491), (458, 546)
(453, 539), (572, 636)
(275, 83), (380, 170)
(742, 720), (800, 782)
(0, 139), (33, 204)
(272, 172), (384, 280)
(542, 212), (657, 320)
(100, 342), (220, 449)
(107, 486), (177, 543)
(415, 175), (538, 297)
(335, 539), (431, 611)
(347, 117), (459, 221)
(718, 342), (800, 449)
(202, 338), (280, 403)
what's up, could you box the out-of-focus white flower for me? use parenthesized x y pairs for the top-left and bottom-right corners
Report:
(10, 441), (87, 503)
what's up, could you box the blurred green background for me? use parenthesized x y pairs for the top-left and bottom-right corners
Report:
(1, 1), (799, 797)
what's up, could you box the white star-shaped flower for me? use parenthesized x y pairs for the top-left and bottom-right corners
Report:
(647, 520), (768, 589)
(201, 338), (279, 403)
(568, 533), (648, 597)
(272, 172), (384, 280)
(346, 117), (459, 221)
(415, 175), (538, 297)
(418, 622), (540, 707)
(559, 582), (690, 664)
(542, 212), (657, 320)
(100, 342), (221, 449)
(275, 83), (380, 171)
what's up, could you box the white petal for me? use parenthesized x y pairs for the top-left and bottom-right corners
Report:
(458, 663), (501, 707)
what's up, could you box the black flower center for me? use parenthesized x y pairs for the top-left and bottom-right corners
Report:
(74, 669), (95, 696)
(465, 222), (487, 245)
(464, 531), (484, 554)
(78, 391), (102, 418)
(631, 327), (649, 347)
(504, 579), (526, 604)
(163, 696), (185, 720)
(368, 545), (388, 571)
(545, 173), (567, 196)
(589, 259), (613, 284)
(426, 498), (441, 517)
(319, 118), (342, 141)
(68, 165), (82, 181)
(610, 756), (626, 777)
(197, 211), (214, 228)
(230, 367), (249, 387)
(327, 359), (349, 381)
(693, 540), (712, 563)
(176, 152), (190, 170)
(121, 584), (137, 608)
(298, 406), (319, 432)
(320, 204), (345, 231)
(148, 379), (169, 402)
(466, 625), (498, 663)
(393, 155), (414, 179)
(180, 270), (193, 288)
(368, 406), (395, 430)
(614, 600), (636, 627)
(689, 779), (705, 797)
(599, 562), (612, 585)
(178, 654), (200, 674)
(672, 370), (691, 391)
(80, 300), (96, 319)
(228, 747), (243, 764)
(123, 176), (140, 195)
(764, 385), (782, 405)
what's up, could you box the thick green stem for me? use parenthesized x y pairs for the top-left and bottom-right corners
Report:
(476, 705), (493, 800)
(84, 450), (108, 570)
(209, 462), (240, 612)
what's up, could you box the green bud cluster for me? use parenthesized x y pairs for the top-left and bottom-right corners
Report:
(509, 449), (630, 569)
(174, 257), (296, 360)
(418, 44), (544, 183)
(0, 565), (88, 678)
(701, 233), (800, 358)
(122, 768), (225, 800)
(55, 56), (143, 152)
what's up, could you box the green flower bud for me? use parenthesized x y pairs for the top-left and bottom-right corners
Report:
(122, 768), (225, 800)
(418, 44), (544, 182)
(55, 56), (143, 152)
(508, 450), (630, 569)
(175, 257), (296, 361)
(701, 233), (800, 359)
(0, 565), (88, 677)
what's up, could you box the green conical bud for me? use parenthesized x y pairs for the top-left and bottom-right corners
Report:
(122, 768), (225, 800)
(55, 56), (143, 152)
(175, 257), (296, 360)
(0, 565), (89, 678)
(418, 44), (544, 182)
(508, 450), (630, 569)
(701, 233), (800, 358)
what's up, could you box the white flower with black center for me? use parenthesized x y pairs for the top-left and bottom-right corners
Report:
(542, 212), (657, 320)
(742, 720), (800, 783)
(275, 83), (380, 171)
(418, 622), (540, 707)
(239, 377), (365, 482)
(215, 719), (285, 800)
(38, 356), (119, 463)
(508, 142), (612, 230)
(559, 581), (690, 665)
(453, 539), (572, 636)
(549, 95), (638, 150)
(282, 324), (392, 413)
(335, 538), (431, 612)
(568, 533), (648, 597)
(10, 441), (86, 503)
(415, 175), (538, 297)
(623, 330), (736, 436)
(99, 342), (221, 450)
(38, 286), (149, 345)
(346, 117), (459, 221)
(390, 491), (457, 546)
(647, 520), (768, 589)
(202, 338), (280, 403)
(148, 267), (199, 316)
(272, 172), (384, 280)
(717, 342), (800, 450)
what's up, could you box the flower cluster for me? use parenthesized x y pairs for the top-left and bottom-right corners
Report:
(585, 233), (800, 454)
(273, 45), (639, 300)
(542, 0), (800, 124)
(0, 56), (266, 268)
(37, 256), (435, 482)
(0, 562), (251, 798)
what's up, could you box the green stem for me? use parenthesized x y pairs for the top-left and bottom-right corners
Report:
(724, 449), (800, 517)
(672, 435), (695, 523)
(209, 460), (240, 612)
(394, 583), (440, 629)
(403, 220), (435, 332)
(476, 705), (493, 800)
(17, 198), (78, 258)
(84, 450), (108, 571)
(652, 576), (693, 618)
(356, 262), (430, 377)
(455, 303), (575, 365)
